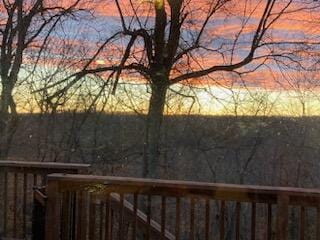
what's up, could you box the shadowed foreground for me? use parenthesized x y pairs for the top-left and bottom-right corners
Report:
(1, 161), (319, 240)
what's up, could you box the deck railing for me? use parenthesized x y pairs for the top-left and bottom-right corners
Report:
(44, 174), (320, 240)
(0, 161), (90, 239)
(1, 162), (320, 240)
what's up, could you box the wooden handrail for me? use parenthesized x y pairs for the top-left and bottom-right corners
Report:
(47, 173), (320, 206)
(0, 160), (90, 173)
(44, 174), (320, 240)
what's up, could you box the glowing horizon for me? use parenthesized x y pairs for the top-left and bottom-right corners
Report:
(15, 77), (320, 117)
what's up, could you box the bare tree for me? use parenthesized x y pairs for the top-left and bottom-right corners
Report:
(0, 0), (83, 158)
(282, 70), (320, 116)
(40, 0), (320, 177)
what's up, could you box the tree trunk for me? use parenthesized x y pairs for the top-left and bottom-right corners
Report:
(143, 82), (168, 178)
(0, 82), (18, 158)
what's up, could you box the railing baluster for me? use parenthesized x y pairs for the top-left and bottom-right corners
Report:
(299, 206), (305, 240)
(71, 192), (77, 240)
(23, 173), (27, 238)
(189, 198), (195, 240)
(99, 200), (104, 240)
(161, 196), (166, 240)
(89, 194), (96, 240)
(61, 192), (72, 240)
(63, 192), (69, 240)
(205, 199), (210, 240)
(110, 209), (114, 240)
(41, 174), (47, 186)
(13, 172), (17, 238)
(132, 193), (138, 240)
(317, 202), (320, 240)
(34, 174), (38, 186)
(77, 191), (87, 240)
(251, 203), (256, 240)
(176, 197), (181, 240)
(236, 202), (241, 240)
(220, 200), (225, 240)
(32, 187), (47, 240)
(3, 171), (8, 237)
(105, 193), (111, 240)
(190, 198), (195, 240)
(267, 204), (272, 240)
(277, 194), (289, 240)
(119, 193), (124, 240)
(146, 194), (151, 240)
(76, 191), (81, 239)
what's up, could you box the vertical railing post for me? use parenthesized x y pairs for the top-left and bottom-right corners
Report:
(61, 191), (75, 240)
(2, 171), (8, 238)
(32, 188), (47, 240)
(277, 194), (289, 240)
(45, 179), (61, 240)
(317, 200), (320, 240)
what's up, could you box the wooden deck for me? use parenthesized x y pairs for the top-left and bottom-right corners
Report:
(1, 161), (320, 239)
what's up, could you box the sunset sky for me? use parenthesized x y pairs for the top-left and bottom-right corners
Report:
(86, 0), (320, 85)
(11, 0), (320, 116)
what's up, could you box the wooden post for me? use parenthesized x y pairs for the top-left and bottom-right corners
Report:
(277, 194), (289, 240)
(45, 180), (61, 240)
(317, 200), (320, 240)
(32, 188), (47, 240)
(61, 192), (73, 240)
